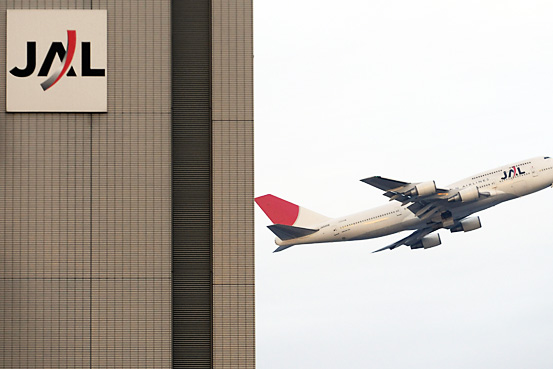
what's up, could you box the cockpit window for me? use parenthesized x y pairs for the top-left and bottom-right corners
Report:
(545, 157), (551, 159)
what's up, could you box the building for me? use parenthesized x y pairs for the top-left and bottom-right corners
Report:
(0, 1), (254, 368)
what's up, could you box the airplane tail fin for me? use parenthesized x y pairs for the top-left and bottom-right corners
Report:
(254, 194), (331, 228)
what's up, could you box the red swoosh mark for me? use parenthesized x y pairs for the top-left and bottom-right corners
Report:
(42, 30), (76, 91)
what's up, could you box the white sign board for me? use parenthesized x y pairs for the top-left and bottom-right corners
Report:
(6, 10), (107, 112)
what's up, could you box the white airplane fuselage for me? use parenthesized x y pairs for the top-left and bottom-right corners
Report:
(274, 156), (553, 249)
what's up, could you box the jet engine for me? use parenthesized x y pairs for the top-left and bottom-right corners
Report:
(410, 234), (441, 249)
(407, 181), (436, 197)
(450, 216), (481, 233)
(448, 186), (479, 202)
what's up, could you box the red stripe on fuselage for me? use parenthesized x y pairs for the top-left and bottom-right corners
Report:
(255, 194), (299, 226)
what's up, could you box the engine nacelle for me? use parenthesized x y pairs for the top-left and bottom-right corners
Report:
(408, 181), (436, 197)
(448, 186), (479, 202)
(450, 216), (482, 233)
(411, 234), (441, 249)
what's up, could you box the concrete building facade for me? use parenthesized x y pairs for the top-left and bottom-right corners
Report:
(0, 1), (253, 368)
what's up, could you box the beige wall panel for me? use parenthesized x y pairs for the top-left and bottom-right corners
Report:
(0, 116), (92, 279)
(212, 0), (254, 122)
(91, 1), (172, 368)
(1, 1), (172, 367)
(97, 0), (172, 113)
(212, 120), (255, 285)
(1, 2), (94, 366)
(213, 284), (256, 369)
(2, 0), (91, 11)
(212, 0), (255, 367)
(91, 278), (171, 369)
(0, 278), (91, 368)
(91, 113), (171, 279)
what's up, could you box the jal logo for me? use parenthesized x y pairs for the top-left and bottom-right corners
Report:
(10, 30), (105, 91)
(500, 166), (525, 180)
(7, 10), (107, 112)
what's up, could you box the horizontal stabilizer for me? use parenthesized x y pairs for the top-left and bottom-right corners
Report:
(273, 244), (295, 253)
(267, 224), (318, 241)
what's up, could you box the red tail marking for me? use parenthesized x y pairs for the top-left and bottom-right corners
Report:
(255, 194), (299, 226)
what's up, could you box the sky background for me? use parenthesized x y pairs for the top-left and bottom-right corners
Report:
(254, 1), (553, 368)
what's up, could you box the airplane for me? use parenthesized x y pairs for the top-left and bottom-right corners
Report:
(256, 156), (553, 253)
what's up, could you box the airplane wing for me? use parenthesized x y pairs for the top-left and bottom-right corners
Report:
(361, 176), (457, 222)
(372, 226), (439, 253)
(363, 176), (495, 251)
(362, 176), (409, 192)
(362, 176), (451, 203)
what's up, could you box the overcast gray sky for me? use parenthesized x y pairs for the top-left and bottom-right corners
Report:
(254, 1), (553, 368)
